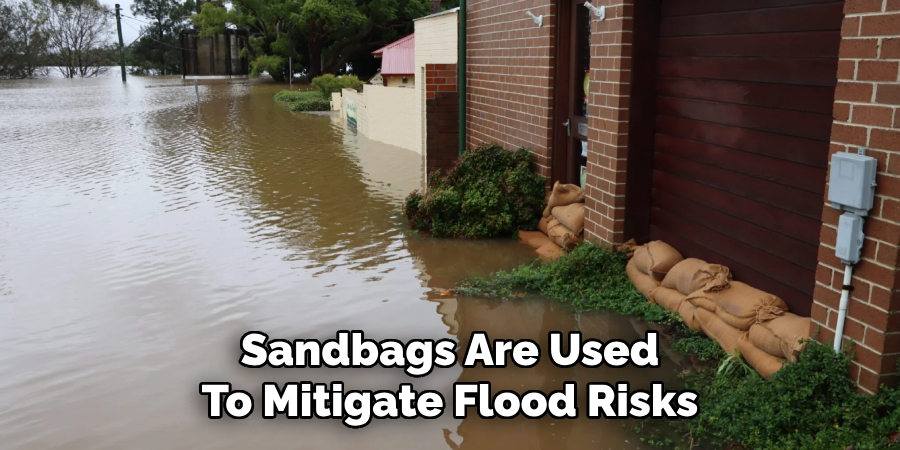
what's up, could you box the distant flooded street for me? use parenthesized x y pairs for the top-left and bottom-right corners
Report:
(0, 76), (682, 449)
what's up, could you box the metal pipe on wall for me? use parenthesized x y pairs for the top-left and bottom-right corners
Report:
(458, 0), (467, 156)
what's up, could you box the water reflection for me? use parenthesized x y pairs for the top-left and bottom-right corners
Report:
(0, 76), (683, 449)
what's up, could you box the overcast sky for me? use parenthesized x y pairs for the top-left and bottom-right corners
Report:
(98, 0), (142, 44)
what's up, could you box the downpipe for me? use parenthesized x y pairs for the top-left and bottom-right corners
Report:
(833, 264), (855, 352)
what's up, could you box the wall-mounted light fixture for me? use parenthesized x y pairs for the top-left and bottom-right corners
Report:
(525, 11), (543, 27)
(584, 2), (605, 20)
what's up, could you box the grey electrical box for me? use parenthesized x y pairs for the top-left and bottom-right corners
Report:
(835, 212), (865, 264)
(828, 151), (877, 216)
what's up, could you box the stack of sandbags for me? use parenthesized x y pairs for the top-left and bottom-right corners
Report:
(517, 230), (565, 261)
(687, 281), (789, 357)
(652, 258), (732, 332)
(737, 313), (811, 378)
(538, 182), (586, 250)
(624, 240), (683, 300)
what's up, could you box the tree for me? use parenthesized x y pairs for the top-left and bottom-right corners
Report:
(128, 0), (195, 75)
(0, 0), (49, 79)
(42, 0), (116, 78)
(192, 0), (431, 81)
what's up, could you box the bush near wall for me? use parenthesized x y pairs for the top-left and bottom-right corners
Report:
(404, 143), (546, 238)
(274, 89), (331, 112)
(311, 74), (364, 98)
(458, 244), (900, 450)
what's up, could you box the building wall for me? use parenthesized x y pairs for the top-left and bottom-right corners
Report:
(384, 75), (416, 87)
(341, 86), (418, 153)
(415, 10), (458, 156)
(810, 2), (900, 394)
(425, 63), (459, 173)
(465, 0), (556, 178)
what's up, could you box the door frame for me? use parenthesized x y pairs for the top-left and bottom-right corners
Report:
(551, 0), (574, 185)
(623, 0), (661, 243)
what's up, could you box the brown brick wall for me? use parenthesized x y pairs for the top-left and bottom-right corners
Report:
(425, 63), (459, 174)
(811, 2), (900, 394)
(465, 0), (557, 178)
(582, 1), (634, 245)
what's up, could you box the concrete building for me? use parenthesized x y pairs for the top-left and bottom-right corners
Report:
(462, 0), (900, 393)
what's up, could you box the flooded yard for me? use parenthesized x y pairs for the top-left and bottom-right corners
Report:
(0, 76), (682, 449)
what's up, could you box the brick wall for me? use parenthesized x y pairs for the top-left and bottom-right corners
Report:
(465, 0), (556, 178)
(582, 1), (635, 245)
(811, 1), (900, 394)
(425, 63), (459, 173)
(415, 10), (458, 156)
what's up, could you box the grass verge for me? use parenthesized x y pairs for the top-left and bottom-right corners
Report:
(274, 89), (331, 112)
(457, 242), (900, 449)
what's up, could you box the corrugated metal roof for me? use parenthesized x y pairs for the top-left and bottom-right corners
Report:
(372, 34), (415, 75)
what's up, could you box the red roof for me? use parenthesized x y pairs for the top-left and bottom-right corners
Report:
(372, 34), (415, 75)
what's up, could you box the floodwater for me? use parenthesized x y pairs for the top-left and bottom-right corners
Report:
(0, 76), (684, 449)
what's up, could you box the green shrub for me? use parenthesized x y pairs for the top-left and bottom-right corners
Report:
(403, 143), (546, 238)
(288, 99), (331, 112)
(686, 342), (900, 449)
(274, 90), (324, 103)
(311, 74), (364, 98)
(250, 55), (284, 79)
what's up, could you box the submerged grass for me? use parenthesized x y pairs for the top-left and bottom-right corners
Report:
(457, 242), (900, 449)
(274, 89), (331, 112)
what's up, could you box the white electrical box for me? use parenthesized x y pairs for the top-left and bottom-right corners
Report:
(828, 151), (877, 216)
(835, 212), (865, 264)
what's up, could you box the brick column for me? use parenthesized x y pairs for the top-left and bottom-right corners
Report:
(811, 2), (900, 394)
(425, 63), (459, 174)
(583, 1), (635, 245)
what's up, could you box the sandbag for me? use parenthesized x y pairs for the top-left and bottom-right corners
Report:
(631, 241), (683, 281)
(536, 242), (565, 262)
(737, 332), (784, 378)
(758, 313), (811, 362)
(661, 258), (732, 295)
(715, 282), (788, 330)
(685, 290), (718, 313)
(538, 216), (552, 235)
(518, 230), (553, 250)
(678, 301), (702, 332)
(618, 238), (639, 258)
(652, 286), (686, 313)
(545, 217), (579, 250)
(694, 308), (741, 355)
(551, 203), (585, 235)
(748, 324), (787, 359)
(543, 181), (585, 217)
(626, 259), (659, 301)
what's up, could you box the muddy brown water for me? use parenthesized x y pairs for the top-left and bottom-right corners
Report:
(0, 76), (686, 449)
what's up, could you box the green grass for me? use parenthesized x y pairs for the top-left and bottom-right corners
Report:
(457, 242), (900, 449)
(274, 89), (331, 112)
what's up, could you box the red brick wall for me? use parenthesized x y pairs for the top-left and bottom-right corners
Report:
(811, 2), (900, 394)
(425, 63), (459, 174)
(465, 0), (556, 178)
(582, 1), (634, 245)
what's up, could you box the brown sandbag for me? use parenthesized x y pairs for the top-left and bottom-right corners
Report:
(678, 301), (702, 332)
(694, 308), (741, 355)
(542, 181), (585, 217)
(518, 230), (553, 250)
(631, 241), (683, 281)
(748, 324), (787, 359)
(661, 258), (732, 295)
(538, 216), (552, 235)
(685, 290), (718, 312)
(758, 313), (811, 362)
(737, 332), (784, 378)
(618, 238), (639, 258)
(626, 259), (659, 301)
(536, 242), (565, 262)
(715, 282), (788, 330)
(551, 203), (585, 235)
(652, 286), (686, 313)
(545, 217), (578, 250)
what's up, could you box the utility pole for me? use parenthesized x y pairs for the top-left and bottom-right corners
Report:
(115, 4), (126, 82)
